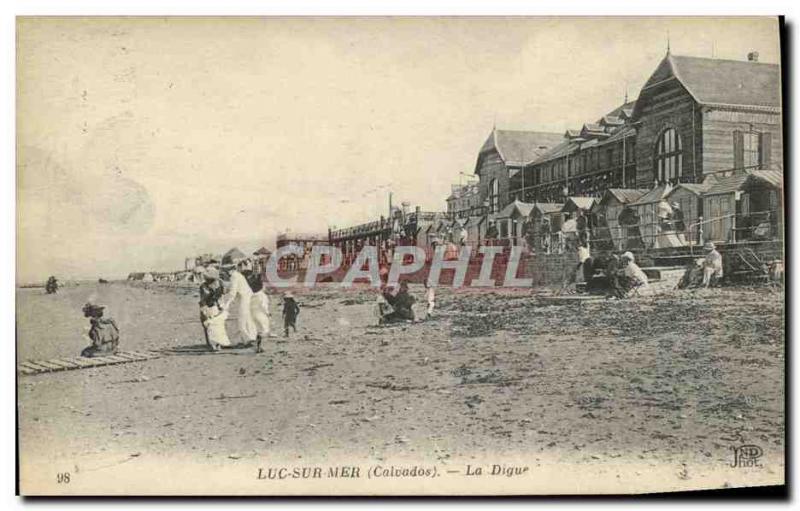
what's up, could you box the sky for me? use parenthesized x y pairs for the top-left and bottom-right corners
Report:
(16, 17), (780, 282)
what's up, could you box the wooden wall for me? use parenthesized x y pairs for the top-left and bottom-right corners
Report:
(701, 109), (783, 174)
(476, 149), (511, 213)
(634, 79), (702, 187)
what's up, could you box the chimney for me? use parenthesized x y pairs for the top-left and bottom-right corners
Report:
(747, 51), (759, 62)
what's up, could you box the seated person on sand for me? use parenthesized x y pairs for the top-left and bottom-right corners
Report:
(81, 302), (120, 357)
(619, 252), (650, 297)
(375, 286), (395, 325)
(701, 242), (723, 287)
(603, 253), (625, 299)
(382, 282), (416, 323)
(678, 258), (706, 289)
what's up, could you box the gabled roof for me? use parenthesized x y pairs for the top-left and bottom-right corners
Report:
(666, 181), (714, 197)
(253, 246), (272, 256)
(531, 202), (564, 215)
(744, 169), (783, 189)
(562, 197), (595, 213)
(705, 169), (783, 196)
(599, 126), (636, 145)
(478, 129), (564, 168)
(638, 54), (781, 113)
(496, 200), (535, 219)
(629, 183), (673, 205)
(603, 99), (637, 120)
(598, 188), (649, 207)
(704, 173), (751, 196)
(580, 123), (608, 138)
(600, 115), (624, 127)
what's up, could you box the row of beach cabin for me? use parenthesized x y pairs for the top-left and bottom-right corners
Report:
(418, 170), (782, 254)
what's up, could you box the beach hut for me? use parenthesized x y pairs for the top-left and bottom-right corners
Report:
(495, 200), (535, 246)
(702, 170), (783, 243)
(665, 182), (712, 245)
(592, 189), (648, 250)
(526, 203), (563, 252)
(701, 174), (750, 243)
(561, 197), (596, 218)
(738, 170), (783, 241)
(252, 246), (273, 275)
(625, 184), (681, 249)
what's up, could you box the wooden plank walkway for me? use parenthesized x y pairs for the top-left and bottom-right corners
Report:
(18, 350), (162, 376)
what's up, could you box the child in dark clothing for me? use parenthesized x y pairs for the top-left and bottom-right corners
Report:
(81, 302), (120, 357)
(282, 293), (300, 337)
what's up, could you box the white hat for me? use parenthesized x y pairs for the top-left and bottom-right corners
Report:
(621, 251), (635, 262)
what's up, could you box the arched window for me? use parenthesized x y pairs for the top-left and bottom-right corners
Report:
(489, 178), (499, 213)
(655, 127), (683, 183)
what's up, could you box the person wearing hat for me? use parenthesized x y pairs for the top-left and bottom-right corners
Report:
(619, 251), (649, 297)
(80, 302), (120, 358)
(199, 266), (231, 351)
(221, 259), (258, 347)
(282, 292), (301, 337)
(243, 264), (271, 353)
(701, 242), (723, 287)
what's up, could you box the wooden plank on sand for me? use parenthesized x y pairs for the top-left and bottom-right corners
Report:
(48, 359), (80, 370)
(33, 360), (65, 371)
(19, 361), (47, 372)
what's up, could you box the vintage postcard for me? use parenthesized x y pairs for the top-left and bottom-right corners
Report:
(16, 16), (785, 495)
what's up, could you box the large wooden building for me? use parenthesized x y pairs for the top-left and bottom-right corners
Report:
(632, 52), (781, 186)
(473, 129), (563, 214)
(475, 51), (782, 214)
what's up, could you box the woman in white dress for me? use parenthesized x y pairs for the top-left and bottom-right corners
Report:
(245, 268), (271, 353)
(223, 261), (258, 346)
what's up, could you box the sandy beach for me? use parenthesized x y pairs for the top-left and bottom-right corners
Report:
(16, 281), (785, 494)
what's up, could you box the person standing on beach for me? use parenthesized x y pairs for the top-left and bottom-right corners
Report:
(199, 267), (230, 351)
(282, 293), (300, 337)
(245, 268), (271, 353)
(424, 281), (435, 320)
(223, 260), (258, 347)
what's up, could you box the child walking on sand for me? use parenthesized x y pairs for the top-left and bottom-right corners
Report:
(282, 293), (300, 337)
